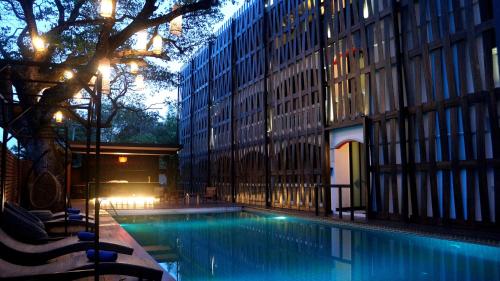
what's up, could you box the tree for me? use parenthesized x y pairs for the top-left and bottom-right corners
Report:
(0, 0), (224, 208)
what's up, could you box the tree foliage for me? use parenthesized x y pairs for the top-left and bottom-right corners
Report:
(0, 0), (224, 140)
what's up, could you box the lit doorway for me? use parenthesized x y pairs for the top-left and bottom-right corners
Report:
(330, 126), (367, 221)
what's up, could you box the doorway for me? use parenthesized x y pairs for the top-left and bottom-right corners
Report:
(330, 126), (367, 221)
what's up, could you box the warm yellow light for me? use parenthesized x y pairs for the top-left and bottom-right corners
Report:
(99, 0), (113, 18)
(32, 36), (46, 52)
(98, 58), (111, 93)
(118, 156), (128, 163)
(152, 35), (162, 55)
(129, 61), (139, 74)
(135, 74), (145, 91)
(63, 70), (74, 79)
(97, 196), (159, 209)
(170, 6), (182, 36)
(74, 91), (83, 100)
(135, 30), (148, 51)
(54, 111), (63, 123)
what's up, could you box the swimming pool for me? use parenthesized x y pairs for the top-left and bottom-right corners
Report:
(117, 211), (500, 281)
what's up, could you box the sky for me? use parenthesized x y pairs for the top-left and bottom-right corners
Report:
(145, 0), (244, 118)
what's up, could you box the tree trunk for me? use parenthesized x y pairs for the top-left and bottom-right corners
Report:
(22, 126), (66, 210)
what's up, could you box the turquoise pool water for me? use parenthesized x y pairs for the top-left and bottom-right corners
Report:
(117, 211), (500, 281)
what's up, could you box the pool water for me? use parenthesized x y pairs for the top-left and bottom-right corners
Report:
(117, 211), (500, 281)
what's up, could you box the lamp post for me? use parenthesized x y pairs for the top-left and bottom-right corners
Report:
(94, 72), (103, 281)
(54, 110), (69, 235)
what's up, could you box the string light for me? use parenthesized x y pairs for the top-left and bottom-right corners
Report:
(99, 0), (113, 18)
(32, 36), (46, 52)
(130, 61), (139, 74)
(152, 35), (163, 55)
(54, 111), (64, 123)
(63, 70), (74, 79)
(135, 30), (148, 51)
(98, 58), (111, 93)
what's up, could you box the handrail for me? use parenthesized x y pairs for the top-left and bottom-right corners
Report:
(107, 200), (119, 217)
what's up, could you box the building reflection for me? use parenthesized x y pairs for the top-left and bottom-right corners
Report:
(120, 213), (500, 281)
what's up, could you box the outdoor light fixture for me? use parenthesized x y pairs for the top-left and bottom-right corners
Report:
(118, 156), (128, 163)
(32, 36), (46, 52)
(99, 0), (113, 18)
(54, 111), (64, 123)
(135, 74), (145, 91)
(152, 35), (163, 55)
(63, 70), (74, 80)
(129, 61), (139, 74)
(170, 6), (182, 36)
(135, 30), (148, 51)
(98, 58), (111, 93)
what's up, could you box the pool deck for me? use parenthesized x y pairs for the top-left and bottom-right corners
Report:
(71, 201), (175, 281)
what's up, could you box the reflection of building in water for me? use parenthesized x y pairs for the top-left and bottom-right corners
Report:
(124, 212), (500, 281)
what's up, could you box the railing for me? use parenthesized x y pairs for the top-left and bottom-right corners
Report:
(107, 200), (119, 217)
(330, 184), (351, 219)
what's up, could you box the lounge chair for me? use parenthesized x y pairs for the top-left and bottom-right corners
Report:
(5, 202), (95, 231)
(0, 228), (133, 265)
(30, 210), (94, 222)
(0, 252), (163, 280)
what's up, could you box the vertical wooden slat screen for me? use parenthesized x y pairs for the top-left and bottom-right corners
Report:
(234, 0), (267, 206)
(178, 0), (499, 226)
(266, 0), (324, 212)
(179, 63), (193, 192)
(192, 48), (211, 194)
(210, 23), (234, 201)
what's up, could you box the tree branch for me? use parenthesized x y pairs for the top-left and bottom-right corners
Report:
(54, 0), (65, 25)
(0, 0), (25, 20)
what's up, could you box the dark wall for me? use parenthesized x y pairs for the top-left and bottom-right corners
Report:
(71, 154), (160, 185)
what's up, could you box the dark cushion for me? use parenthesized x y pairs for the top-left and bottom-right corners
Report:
(69, 214), (83, 220)
(5, 202), (45, 229)
(67, 208), (80, 214)
(1, 207), (48, 243)
(77, 231), (95, 241)
(86, 249), (118, 262)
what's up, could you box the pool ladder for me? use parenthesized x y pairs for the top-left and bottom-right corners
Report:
(107, 200), (119, 217)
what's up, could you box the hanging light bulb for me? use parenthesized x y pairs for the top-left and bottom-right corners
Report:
(135, 75), (145, 91)
(135, 30), (148, 51)
(170, 5), (182, 36)
(99, 0), (113, 18)
(63, 70), (74, 80)
(54, 111), (64, 123)
(129, 61), (139, 74)
(32, 35), (46, 52)
(98, 58), (111, 93)
(152, 35), (163, 55)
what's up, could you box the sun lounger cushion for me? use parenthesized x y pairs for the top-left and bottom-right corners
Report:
(86, 249), (118, 262)
(69, 214), (83, 220)
(1, 207), (48, 242)
(67, 208), (80, 214)
(5, 202), (45, 229)
(77, 231), (95, 241)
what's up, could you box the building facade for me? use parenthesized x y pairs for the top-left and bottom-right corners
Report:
(179, 0), (500, 227)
